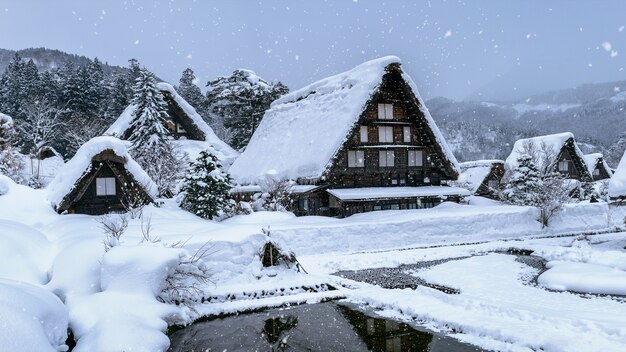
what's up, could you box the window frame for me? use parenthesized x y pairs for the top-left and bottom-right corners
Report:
(378, 126), (394, 143)
(558, 160), (569, 172)
(96, 177), (116, 196)
(347, 150), (365, 168)
(379, 150), (395, 167)
(408, 150), (423, 167)
(377, 103), (394, 120)
(359, 126), (368, 142)
(403, 126), (411, 143)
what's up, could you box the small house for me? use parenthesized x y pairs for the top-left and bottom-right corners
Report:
(104, 82), (238, 168)
(453, 160), (505, 198)
(505, 132), (592, 182)
(583, 153), (612, 181)
(229, 56), (469, 217)
(47, 136), (157, 215)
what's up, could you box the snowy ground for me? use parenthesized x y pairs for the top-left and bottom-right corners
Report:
(1, 177), (626, 351)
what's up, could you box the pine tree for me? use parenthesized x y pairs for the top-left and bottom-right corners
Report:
(180, 150), (233, 220)
(177, 68), (209, 122)
(128, 68), (185, 196)
(500, 154), (543, 206)
(206, 69), (288, 150)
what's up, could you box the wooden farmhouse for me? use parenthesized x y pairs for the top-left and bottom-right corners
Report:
(583, 153), (613, 181)
(47, 136), (157, 215)
(452, 160), (505, 199)
(229, 56), (469, 217)
(505, 132), (592, 182)
(104, 82), (238, 168)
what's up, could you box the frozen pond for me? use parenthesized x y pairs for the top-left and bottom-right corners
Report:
(168, 302), (486, 351)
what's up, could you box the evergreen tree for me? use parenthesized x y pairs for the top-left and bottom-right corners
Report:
(177, 68), (209, 122)
(0, 53), (26, 117)
(206, 69), (288, 150)
(500, 154), (543, 206)
(128, 68), (185, 196)
(179, 150), (233, 220)
(607, 132), (626, 167)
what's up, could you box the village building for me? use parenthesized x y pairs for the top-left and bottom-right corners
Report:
(104, 82), (238, 168)
(505, 132), (592, 183)
(47, 136), (157, 215)
(608, 150), (626, 203)
(229, 56), (469, 217)
(583, 153), (613, 181)
(452, 160), (505, 199)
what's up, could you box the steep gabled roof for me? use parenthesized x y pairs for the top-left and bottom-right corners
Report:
(47, 136), (157, 210)
(104, 82), (238, 167)
(229, 56), (459, 184)
(505, 132), (589, 177)
(583, 153), (613, 177)
(609, 151), (626, 199)
(455, 160), (503, 193)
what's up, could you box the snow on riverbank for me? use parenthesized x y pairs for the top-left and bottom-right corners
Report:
(2, 177), (626, 351)
(539, 261), (626, 295)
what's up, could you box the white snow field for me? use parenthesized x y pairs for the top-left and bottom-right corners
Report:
(1, 176), (626, 351)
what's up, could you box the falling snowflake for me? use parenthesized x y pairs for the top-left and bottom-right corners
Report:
(601, 42), (612, 51)
(444, 30), (452, 38)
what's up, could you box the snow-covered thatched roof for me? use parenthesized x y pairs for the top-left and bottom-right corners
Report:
(456, 160), (503, 193)
(583, 153), (613, 177)
(505, 132), (586, 172)
(229, 56), (459, 184)
(47, 136), (157, 208)
(609, 151), (626, 199)
(104, 82), (238, 167)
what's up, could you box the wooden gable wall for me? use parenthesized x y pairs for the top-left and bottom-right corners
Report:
(555, 139), (592, 182)
(324, 65), (456, 189)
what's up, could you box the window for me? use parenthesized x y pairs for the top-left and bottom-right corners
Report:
(403, 126), (411, 142)
(176, 123), (186, 133)
(379, 150), (395, 167)
(348, 150), (365, 167)
(373, 205), (382, 211)
(488, 179), (499, 189)
(378, 126), (394, 143)
(558, 160), (569, 172)
(408, 150), (423, 167)
(391, 178), (398, 185)
(298, 198), (309, 211)
(96, 177), (116, 196)
(377, 103), (393, 120)
(593, 168), (600, 176)
(408, 203), (417, 209)
(360, 126), (368, 142)
(399, 178), (406, 185)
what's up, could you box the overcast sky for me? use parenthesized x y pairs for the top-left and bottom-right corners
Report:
(1, 0), (625, 101)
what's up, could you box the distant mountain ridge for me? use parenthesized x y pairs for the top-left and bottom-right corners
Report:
(0, 47), (126, 76)
(427, 80), (626, 164)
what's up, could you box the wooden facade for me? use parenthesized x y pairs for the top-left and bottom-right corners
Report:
(55, 150), (154, 215)
(294, 64), (464, 217)
(553, 138), (592, 182)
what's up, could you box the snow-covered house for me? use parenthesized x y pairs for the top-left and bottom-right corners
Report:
(608, 151), (626, 202)
(505, 132), (592, 182)
(47, 136), (157, 215)
(104, 82), (238, 167)
(583, 153), (612, 181)
(452, 160), (505, 199)
(229, 56), (469, 217)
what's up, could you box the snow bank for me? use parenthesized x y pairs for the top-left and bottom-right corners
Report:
(548, 202), (614, 234)
(0, 279), (68, 352)
(609, 150), (626, 199)
(230, 56), (459, 184)
(46, 136), (157, 208)
(70, 245), (185, 352)
(0, 174), (14, 195)
(0, 220), (52, 284)
(538, 261), (626, 295)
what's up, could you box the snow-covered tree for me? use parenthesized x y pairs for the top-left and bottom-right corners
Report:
(177, 68), (209, 121)
(128, 68), (186, 196)
(206, 69), (288, 150)
(501, 153), (572, 226)
(18, 99), (64, 155)
(0, 113), (24, 183)
(179, 150), (233, 220)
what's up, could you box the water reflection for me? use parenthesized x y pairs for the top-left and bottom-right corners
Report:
(168, 302), (485, 352)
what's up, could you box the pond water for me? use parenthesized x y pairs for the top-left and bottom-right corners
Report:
(168, 302), (486, 351)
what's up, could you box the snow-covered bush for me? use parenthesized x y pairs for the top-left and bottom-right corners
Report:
(0, 113), (24, 184)
(179, 150), (233, 220)
(255, 178), (295, 212)
(98, 214), (129, 251)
